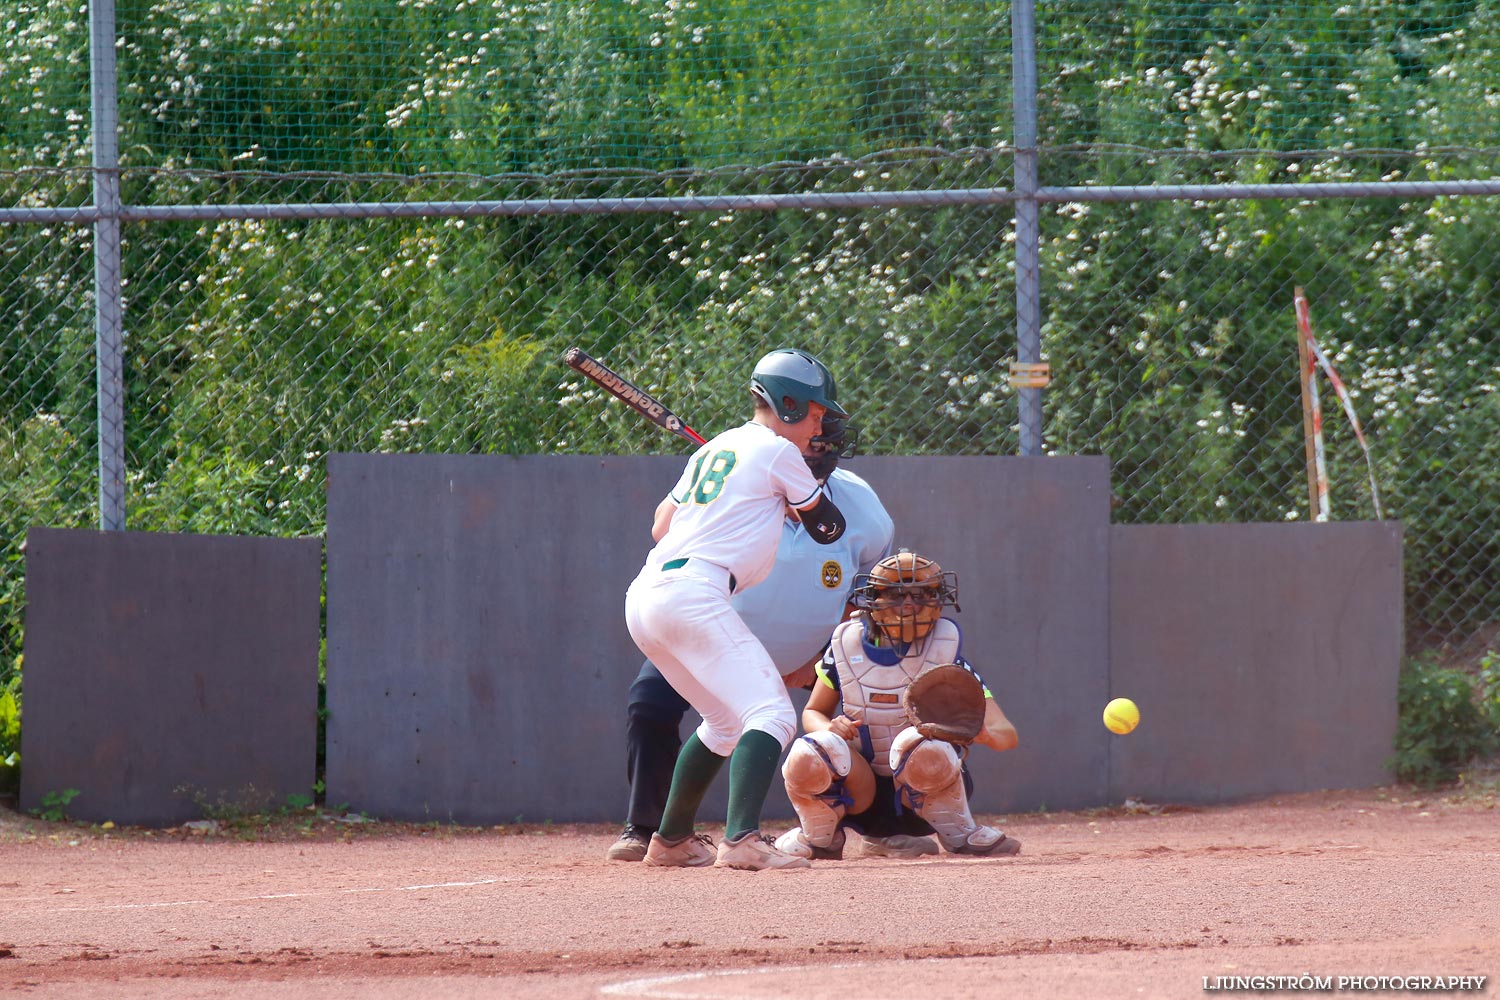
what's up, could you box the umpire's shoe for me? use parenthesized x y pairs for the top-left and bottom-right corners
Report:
(715, 831), (813, 871)
(643, 831), (716, 867)
(605, 824), (652, 863)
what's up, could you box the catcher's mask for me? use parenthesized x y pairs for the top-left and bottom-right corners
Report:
(804, 413), (859, 480)
(854, 549), (960, 649)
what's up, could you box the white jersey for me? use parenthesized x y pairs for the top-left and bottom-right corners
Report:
(648, 421), (823, 592)
(732, 468), (894, 675)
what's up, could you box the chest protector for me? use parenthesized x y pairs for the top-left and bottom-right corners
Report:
(831, 617), (960, 776)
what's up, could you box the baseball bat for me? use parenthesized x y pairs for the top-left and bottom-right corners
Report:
(562, 347), (707, 446)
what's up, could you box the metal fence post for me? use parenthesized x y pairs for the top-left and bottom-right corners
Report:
(90, 0), (126, 531)
(1012, 0), (1044, 456)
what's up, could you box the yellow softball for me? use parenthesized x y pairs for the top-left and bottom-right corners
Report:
(1103, 697), (1140, 735)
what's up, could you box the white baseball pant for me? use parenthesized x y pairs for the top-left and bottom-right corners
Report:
(624, 558), (796, 756)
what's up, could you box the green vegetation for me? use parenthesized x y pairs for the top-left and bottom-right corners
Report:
(1481, 651), (1500, 734)
(174, 783), (332, 832)
(0, 669), (19, 796)
(3, 2), (1499, 784)
(1390, 656), (1500, 787)
(30, 787), (80, 823)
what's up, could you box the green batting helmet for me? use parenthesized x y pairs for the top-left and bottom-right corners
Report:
(749, 348), (848, 424)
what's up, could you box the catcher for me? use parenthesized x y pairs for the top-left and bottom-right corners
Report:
(775, 549), (1021, 859)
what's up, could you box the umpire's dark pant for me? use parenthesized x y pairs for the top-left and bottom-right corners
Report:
(622, 660), (690, 833)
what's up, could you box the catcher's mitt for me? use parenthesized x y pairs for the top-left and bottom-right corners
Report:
(902, 663), (986, 744)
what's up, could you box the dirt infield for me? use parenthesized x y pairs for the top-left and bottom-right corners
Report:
(2, 784), (1496, 999)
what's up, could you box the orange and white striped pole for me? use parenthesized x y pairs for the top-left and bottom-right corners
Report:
(1294, 287), (1330, 522)
(1295, 288), (1386, 521)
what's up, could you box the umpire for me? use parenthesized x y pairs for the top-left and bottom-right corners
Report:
(607, 413), (894, 861)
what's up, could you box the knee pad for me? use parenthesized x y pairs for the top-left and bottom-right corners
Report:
(890, 726), (987, 852)
(782, 731), (853, 847)
(890, 726), (962, 792)
(783, 730), (852, 794)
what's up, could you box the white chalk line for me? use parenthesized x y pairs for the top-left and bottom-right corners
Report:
(600, 960), (909, 999)
(23, 876), (530, 914)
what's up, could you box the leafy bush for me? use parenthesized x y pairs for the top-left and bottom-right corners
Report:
(5, 0), (1500, 792)
(31, 787), (79, 822)
(1389, 656), (1499, 787)
(0, 666), (19, 796)
(1479, 651), (1500, 734)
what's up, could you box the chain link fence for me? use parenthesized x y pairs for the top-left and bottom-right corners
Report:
(3, 1), (1499, 703)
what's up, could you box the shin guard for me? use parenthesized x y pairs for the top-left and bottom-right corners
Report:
(890, 726), (996, 852)
(781, 730), (853, 847)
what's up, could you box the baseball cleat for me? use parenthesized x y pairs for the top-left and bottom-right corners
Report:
(773, 826), (846, 861)
(643, 831), (717, 867)
(942, 825), (1022, 856)
(715, 831), (813, 871)
(860, 833), (940, 858)
(605, 824), (652, 862)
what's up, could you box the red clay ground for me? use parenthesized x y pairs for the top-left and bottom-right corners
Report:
(2, 783), (1496, 999)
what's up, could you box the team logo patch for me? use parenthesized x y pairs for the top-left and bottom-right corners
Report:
(821, 560), (842, 589)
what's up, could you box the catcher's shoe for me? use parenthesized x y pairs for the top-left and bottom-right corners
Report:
(715, 831), (813, 871)
(942, 825), (1022, 857)
(643, 831), (716, 868)
(860, 833), (940, 858)
(605, 824), (652, 863)
(773, 826), (846, 861)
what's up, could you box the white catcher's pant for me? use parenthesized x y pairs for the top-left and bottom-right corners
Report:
(625, 559), (796, 756)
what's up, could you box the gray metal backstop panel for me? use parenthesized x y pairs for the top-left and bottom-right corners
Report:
(325, 453), (1111, 823)
(868, 456), (1113, 813)
(16, 461), (1402, 828)
(1108, 522), (1404, 803)
(325, 453), (680, 823)
(19, 527), (322, 825)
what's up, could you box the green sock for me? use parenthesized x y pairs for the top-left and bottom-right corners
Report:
(724, 729), (784, 842)
(656, 734), (727, 841)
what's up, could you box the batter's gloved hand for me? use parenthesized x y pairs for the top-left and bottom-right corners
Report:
(902, 663), (986, 745)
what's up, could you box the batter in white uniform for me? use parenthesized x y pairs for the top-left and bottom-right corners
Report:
(607, 416), (894, 863)
(624, 348), (851, 872)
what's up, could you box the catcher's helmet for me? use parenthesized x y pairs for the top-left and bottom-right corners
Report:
(804, 412), (859, 480)
(854, 549), (960, 649)
(750, 348), (848, 424)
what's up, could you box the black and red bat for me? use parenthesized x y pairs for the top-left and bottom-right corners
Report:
(562, 347), (707, 446)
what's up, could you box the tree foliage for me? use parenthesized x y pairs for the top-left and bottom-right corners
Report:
(3, 0), (1499, 707)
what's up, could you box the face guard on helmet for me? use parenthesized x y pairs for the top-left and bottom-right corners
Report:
(804, 413), (859, 481)
(750, 348), (848, 425)
(854, 549), (960, 650)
